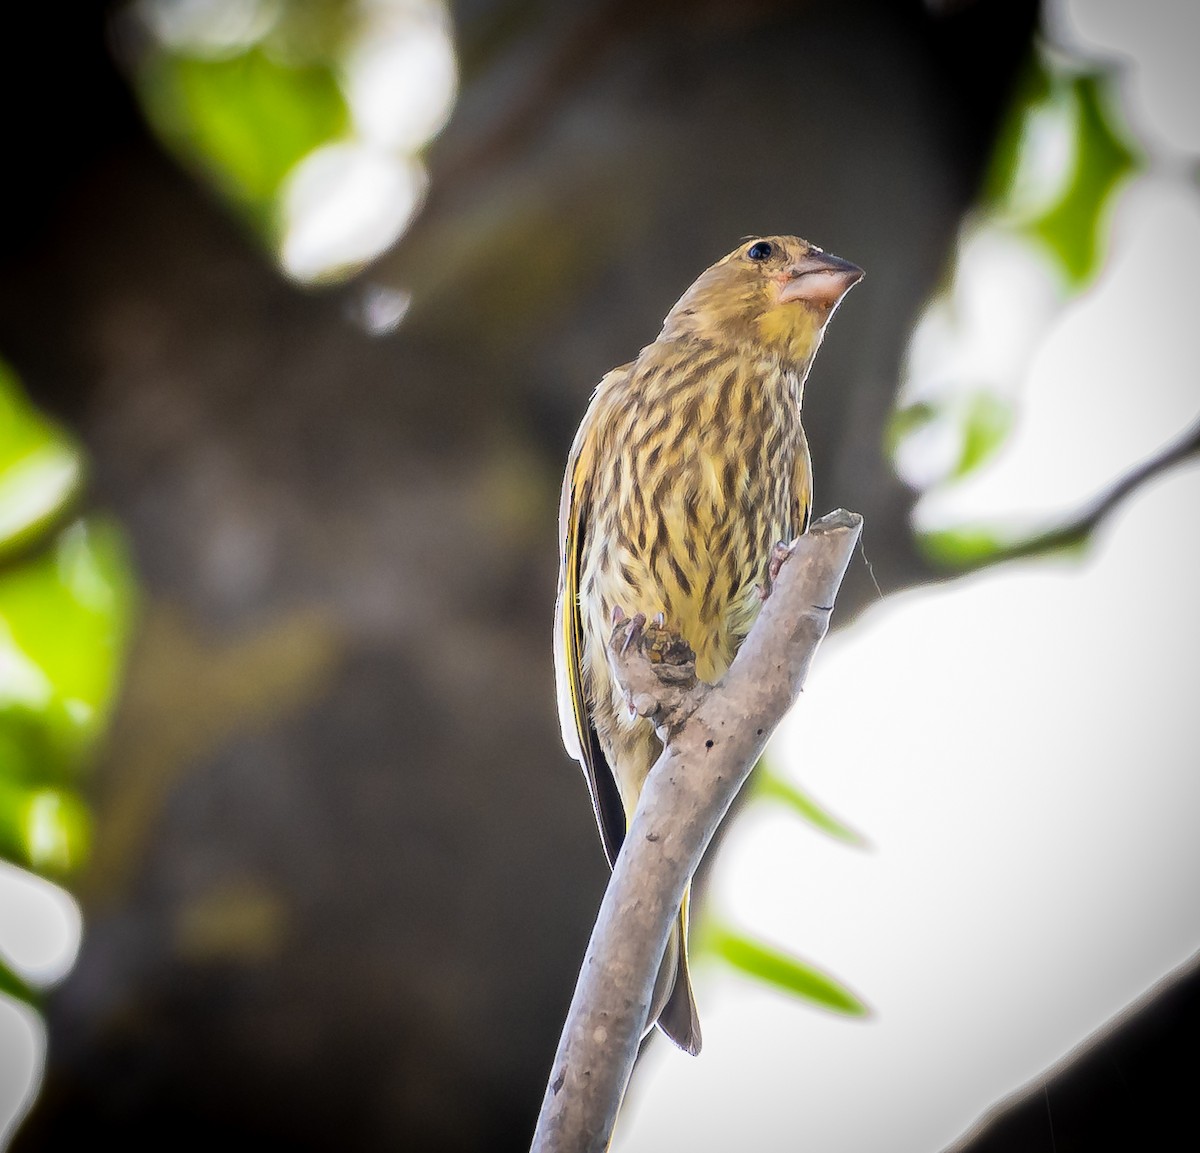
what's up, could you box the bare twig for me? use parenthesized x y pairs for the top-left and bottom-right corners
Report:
(530, 508), (863, 1153)
(930, 415), (1200, 573)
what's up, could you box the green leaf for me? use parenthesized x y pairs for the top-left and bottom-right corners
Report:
(0, 361), (137, 882)
(1026, 71), (1139, 287)
(0, 517), (132, 875)
(918, 515), (1098, 570)
(0, 781), (91, 876)
(0, 361), (83, 558)
(918, 526), (1012, 568)
(0, 518), (132, 874)
(917, 526), (1013, 568)
(137, 46), (349, 235)
(954, 392), (1014, 479)
(754, 768), (865, 846)
(0, 520), (136, 770)
(0, 515), (135, 883)
(706, 924), (869, 1017)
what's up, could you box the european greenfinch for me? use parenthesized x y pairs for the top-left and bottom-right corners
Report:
(554, 236), (863, 1053)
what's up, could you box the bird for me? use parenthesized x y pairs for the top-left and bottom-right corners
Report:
(554, 235), (862, 1054)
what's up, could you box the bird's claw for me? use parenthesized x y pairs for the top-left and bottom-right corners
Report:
(759, 540), (795, 600)
(609, 610), (695, 670)
(620, 612), (647, 655)
(769, 539), (794, 580)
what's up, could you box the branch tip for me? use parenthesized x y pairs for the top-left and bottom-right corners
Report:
(809, 508), (864, 535)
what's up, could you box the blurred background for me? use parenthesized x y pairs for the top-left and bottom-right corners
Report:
(0, 0), (1197, 1149)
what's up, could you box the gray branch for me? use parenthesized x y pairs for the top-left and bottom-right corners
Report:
(530, 508), (864, 1153)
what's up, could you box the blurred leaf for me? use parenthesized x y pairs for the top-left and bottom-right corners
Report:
(0, 520), (136, 763)
(0, 362), (83, 559)
(917, 526), (1008, 567)
(0, 957), (38, 1007)
(1027, 71), (1139, 287)
(982, 54), (1055, 211)
(137, 45), (349, 234)
(0, 781), (91, 876)
(954, 392), (1014, 478)
(706, 924), (868, 1016)
(983, 54), (1138, 288)
(1, 365), (132, 875)
(1, 516), (135, 873)
(754, 766), (864, 846)
(918, 520), (1093, 571)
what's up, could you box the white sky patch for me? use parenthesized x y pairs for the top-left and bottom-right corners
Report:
(903, 229), (1059, 408)
(0, 999), (41, 1148)
(896, 227), (1060, 490)
(0, 863), (81, 986)
(280, 142), (427, 283)
(136, 0), (281, 57)
(1056, 0), (1200, 157)
(343, 4), (457, 152)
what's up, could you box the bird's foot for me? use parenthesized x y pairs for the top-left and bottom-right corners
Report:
(609, 609), (693, 667)
(756, 541), (795, 600)
(608, 609), (700, 729)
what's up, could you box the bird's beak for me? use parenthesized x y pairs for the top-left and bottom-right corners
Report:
(777, 251), (864, 309)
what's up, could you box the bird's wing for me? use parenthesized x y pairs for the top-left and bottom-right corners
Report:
(793, 422), (814, 537)
(554, 370), (630, 867)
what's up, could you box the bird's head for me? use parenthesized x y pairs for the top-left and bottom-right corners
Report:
(661, 236), (863, 366)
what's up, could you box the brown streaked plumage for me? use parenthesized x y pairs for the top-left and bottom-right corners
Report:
(554, 236), (862, 1054)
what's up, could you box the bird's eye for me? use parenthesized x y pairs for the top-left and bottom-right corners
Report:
(747, 241), (773, 261)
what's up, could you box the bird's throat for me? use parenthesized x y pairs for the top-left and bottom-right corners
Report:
(756, 303), (824, 368)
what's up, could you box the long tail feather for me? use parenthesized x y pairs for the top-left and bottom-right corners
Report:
(654, 886), (702, 1055)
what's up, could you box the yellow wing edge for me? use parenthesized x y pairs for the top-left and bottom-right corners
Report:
(554, 373), (629, 866)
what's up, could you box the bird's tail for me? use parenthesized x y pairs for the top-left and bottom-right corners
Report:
(650, 884), (702, 1055)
